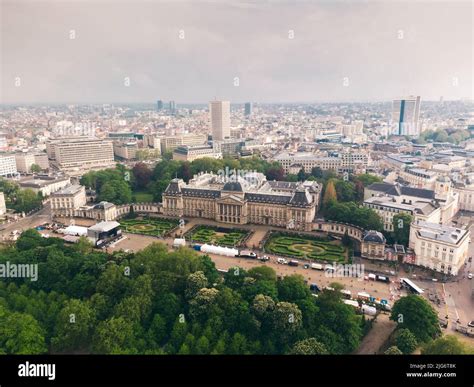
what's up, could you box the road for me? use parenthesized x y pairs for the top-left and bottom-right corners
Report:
(110, 232), (397, 302)
(0, 203), (52, 240)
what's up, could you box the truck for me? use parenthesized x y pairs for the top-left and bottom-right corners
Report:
(311, 263), (324, 271)
(288, 260), (299, 267)
(236, 250), (257, 259)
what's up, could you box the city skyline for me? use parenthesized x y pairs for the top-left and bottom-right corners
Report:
(1, 0), (473, 104)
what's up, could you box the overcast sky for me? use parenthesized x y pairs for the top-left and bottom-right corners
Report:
(1, 0), (472, 104)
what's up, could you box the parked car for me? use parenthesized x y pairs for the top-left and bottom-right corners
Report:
(468, 273), (473, 280)
(258, 255), (270, 262)
(303, 264), (310, 269)
(277, 258), (288, 265)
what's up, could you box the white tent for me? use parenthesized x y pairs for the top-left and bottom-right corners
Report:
(173, 238), (186, 248)
(63, 225), (88, 237)
(200, 244), (239, 257)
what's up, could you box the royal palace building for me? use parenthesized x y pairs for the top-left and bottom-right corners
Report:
(162, 172), (321, 231)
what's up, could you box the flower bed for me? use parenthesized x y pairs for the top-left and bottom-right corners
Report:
(120, 218), (179, 237)
(264, 233), (346, 263)
(185, 225), (250, 247)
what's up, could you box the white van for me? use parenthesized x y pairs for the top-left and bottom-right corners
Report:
(311, 263), (324, 271)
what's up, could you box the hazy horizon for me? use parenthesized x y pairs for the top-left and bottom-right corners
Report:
(1, 0), (473, 104)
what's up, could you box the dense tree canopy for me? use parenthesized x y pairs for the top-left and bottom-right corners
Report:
(0, 230), (367, 354)
(325, 201), (383, 231)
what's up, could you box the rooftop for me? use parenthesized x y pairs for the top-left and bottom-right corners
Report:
(413, 221), (469, 245)
(52, 184), (84, 196)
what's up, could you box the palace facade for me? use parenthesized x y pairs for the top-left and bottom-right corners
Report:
(162, 172), (322, 231)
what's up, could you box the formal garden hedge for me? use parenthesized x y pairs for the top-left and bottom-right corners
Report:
(264, 232), (347, 263)
(119, 218), (179, 237)
(185, 225), (250, 247)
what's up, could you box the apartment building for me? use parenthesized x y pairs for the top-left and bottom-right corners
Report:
(409, 221), (470, 276)
(398, 168), (438, 190)
(454, 182), (474, 212)
(0, 154), (17, 177)
(172, 145), (222, 162)
(274, 151), (369, 174)
(34, 153), (50, 170)
(15, 153), (36, 173)
(113, 142), (138, 160)
(48, 138), (115, 176)
(159, 134), (208, 154)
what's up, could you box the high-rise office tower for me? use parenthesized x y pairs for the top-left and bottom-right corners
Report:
(210, 100), (230, 141)
(244, 102), (252, 116)
(157, 100), (163, 111)
(392, 96), (421, 136)
(169, 101), (176, 115)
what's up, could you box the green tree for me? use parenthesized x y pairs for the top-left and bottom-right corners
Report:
(289, 338), (329, 355)
(311, 167), (324, 179)
(392, 213), (412, 247)
(421, 335), (474, 355)
(297, 168), (307, 182)
(30, 163), (42, 173)
(272, 302), (303, 339)
(335, 180), (356, 202)
(13, 189), (43, 213)
(189, 288), (220, 321)
(147, 314), (167, 347)
(354, 173), (382, 187)
(0, 306), (47, 354)
(390, 295), (441, 343)
(384, 346), (403, 355)
(395, 328), (418, 354)
(51, 299), (95, 352)
(185, 271), (208, 299)
(93, 316), (137, 354)
(277, 275), (311, 303)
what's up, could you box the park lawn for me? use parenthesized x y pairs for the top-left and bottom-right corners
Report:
(265, 233), (347, 263)
(133, 191), (154, 203)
